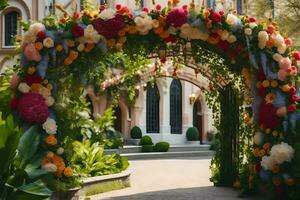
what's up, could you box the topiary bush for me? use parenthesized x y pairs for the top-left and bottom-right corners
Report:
(130, 126), (142, 139)
(154, 142), (170, 152)
(139, 135), (153, 145)
(186, 127), (199, 141)
(141, 145), (154, 152)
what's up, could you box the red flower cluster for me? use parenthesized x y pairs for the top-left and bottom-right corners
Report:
(211, 12), (222, 23)
(259, 101), (281, 129)
(72, 24), (84, 38)
(92, 14), (125, 39)
(17, 93), (49, 124)
(37, 31), (46, 40)
(166, 8), (187, 27)
(25, 75), (42, 86)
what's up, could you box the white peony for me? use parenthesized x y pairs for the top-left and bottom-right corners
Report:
(46, 96), (55, 107)
(273, 53), (283, 62)
(99, 9), (116, 20)
(42, 163), (57, 172)
(18, 82), (31, 93)
(249, 22), (257, 29)
(79, 25), (102, 44)
(244, 28), (252, 36)
(134, 14), (153, 35)
(253, 132), (263, 145)
(43, 37), (54, 48)
(42, 118), (57, 134)
(57, 147), (64, 155)
(227, 34), (237, 43)
(226, 14), (238, 27)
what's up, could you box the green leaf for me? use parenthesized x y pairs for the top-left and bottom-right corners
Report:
(18, 126), (41, 162)
(18, 180), (52, 196)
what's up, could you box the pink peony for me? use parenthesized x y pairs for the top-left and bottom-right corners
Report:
(166, 8), (187, 27)
(24, 43), (42, 62)
(279, 57), (291, 70)
(92, 14), (125, 39)
(259, 101), (281, 129)
(17, 93), (49, 124)
(267, 25), (275, 34)
(10, 73), (20, 89)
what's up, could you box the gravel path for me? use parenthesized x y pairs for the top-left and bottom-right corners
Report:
(91, 157), (252, 200)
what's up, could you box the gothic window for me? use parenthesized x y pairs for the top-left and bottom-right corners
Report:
(4, 11), (18, 46)
(170, 79), (182, 134)
(146, 83), (160, 133)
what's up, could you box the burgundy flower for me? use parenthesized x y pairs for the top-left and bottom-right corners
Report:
(166, 8), (187, 27)
(10, 98), (18, 109)
(211, 12), (222, 23)
(37, 31), (46, 40)
(24, 75), (42, 86)
(92, 14), (125, 39)
(275, 186), (284, 197)
(289, 86), (296, 94)
(164, 35), (177, 43)
(288, 104), (296, 112)
(17, 93), (49, 124)
(218, 40), (230, 51)
(258, 88), (267, 97)
(259, 101), (281, 129)
(255, 163), (262, 172)
(257, 69), (266, 81)
(72, 24), (84, 38)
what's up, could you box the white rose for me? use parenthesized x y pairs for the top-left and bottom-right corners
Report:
(42, 118), (57, 134)
(273, 53), (283, 62)
(134, 15), (153, 35)
(226, 14), (238, 26)
(57, 147), (64, 155)
(99, 9), (116, 20)
(227, 35), (237, 43)
(77, 43), (85, 52)
(46, 96), (55, 107)
(249, 22), (257, 29)
(244, 28), (252, 36)
(277, 44), (287, 54)
(220, 30), (230, 41)
(258, 31), (269, 42)
(43, 37), (54, 48)
(42, 163), (57, 172)
(18, 82), (31, 93)
(79, 25), (102, 44)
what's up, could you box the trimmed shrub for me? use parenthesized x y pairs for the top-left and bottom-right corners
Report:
(154, 142), (170, 152)
(141, 145), (154, 152)
(139, 135), (153, 145)
(130, 126), (142, 139)
(186, 127), (199, 141)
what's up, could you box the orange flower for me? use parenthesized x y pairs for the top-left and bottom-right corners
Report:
(253, 148), (260, 157)
(154, 26), (164, 34)
(281, 84), (290, 92)
(265, 92), (276, 104)
(84, 43), (95, 52)
(160, 32), (170, 39)
(27, 66), (36, 75)
(46, 83), (53, 91)
(64, 57), (73, 65)
(262, 80), (270, 88)
(31, 83), (41, 91)
(266, 39), (274, 49)
(207, 35), (220, 45)
(64, 166), (73, 177)
(107, 39), (116, 47)
(271, 80), (278, 88)
(128, 26), (137, 34)
(286, 177), (295, 186)
(69, 50), (79, 60)
(35, 42), (43, 50)
(263, 143), (271, 150)
(256, 81), (262, 89)
(204, 9), (211, 18)
(46, 135), (57, 146)
(115, 43), (122, 50)
(258, 149), (266, 157)
(42, 153), (65, 177)
(56, 44), (64, 52)
(118, 29), (126, 37)
(43, 79), (49, 85)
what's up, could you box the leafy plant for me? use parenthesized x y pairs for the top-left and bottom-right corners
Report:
(154, 142), (170, 152)
(186, 127), (199, 141)
(130, 126), (142, 139)
(139, 136), (153, 145)
(141, 145), (154, 152)
(0, 0), (8, 10)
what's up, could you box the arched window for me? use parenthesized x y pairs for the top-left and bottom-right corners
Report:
(4, 11), (19, 46)
(170, 79), (182, 134)
(146, 83), (160, 133)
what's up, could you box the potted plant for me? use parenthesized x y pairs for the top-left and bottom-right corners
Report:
(127, 126), (143, 145)
(185, 127), (200, 145)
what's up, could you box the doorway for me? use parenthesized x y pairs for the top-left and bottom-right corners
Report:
(193, 99), (203, 143)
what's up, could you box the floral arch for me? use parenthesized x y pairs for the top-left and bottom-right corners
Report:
(1, 1), (300, 199)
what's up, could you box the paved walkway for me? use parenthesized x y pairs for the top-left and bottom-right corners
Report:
(91, 157), (252, 200)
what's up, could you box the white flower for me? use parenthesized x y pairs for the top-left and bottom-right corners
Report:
(99, 9), (116, 20)
(258, 41), (267, 49)
(46, 96), (55, 107)
(253, 132), (263, 145)
(38, 87), (51, 98)
(227, 35), (237, 43)
(134, 15), (153, 35)
(180, 24), (209, 41)
(220, 30), (230, 41)
(28, 22), (45, 35)
(258, 31), (269, 42)
(152, 19), (160, 28)
(261, 156), (276, 170)
(43, 37), (54, 48)
(277, 44), (287, 54)
(42, 118), (57, 134)
(272, 33), (284, 47)
(77, 43), (85, 52)
(273, 53), (283, 62)
(18, 82), (31, 93)
(22, 32), (37, 46)
(249, 22), (257, 29)
(42, 163), (57, 172)
(244, 28), (252, 36)
(56, 147), (64, 155)
(226, 14), (238, 27)
(79, 25), (102, 44)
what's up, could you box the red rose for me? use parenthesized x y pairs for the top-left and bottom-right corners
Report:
(219, 10), (224, 16)
(211, 12), (222, 23)
(143, 7), (149, 13)
(288, 104), (296, 112)
(25, 75), (42, 86)
(115, 4), (122, 10)
(236, 45), (242, 53)
(249, 17), (256, 23)
(218, 40), (230, 50)
(92, 14), (125, 39)
(291, 95), (299, 102)
(292, 51), (300, 60)
(259, 101), (281, 129)
(10, 98), (18, 109)
(289, 86), (296, 94)
(37, 31), (46, 40)
(72, 24), (84, 38)
(156, 4), (162, 11)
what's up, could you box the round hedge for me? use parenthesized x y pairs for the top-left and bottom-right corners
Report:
(141, 145), (154, 152)
(130, 126), (142, 139)
(139, 135), (153, 145)
(154, 142), (170, 152)
(186, 127), (199, 141)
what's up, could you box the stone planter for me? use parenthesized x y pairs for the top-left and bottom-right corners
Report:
(51, 170), (131, 199)
(185, 140), (201, 145)
(126, 138), (141, 145)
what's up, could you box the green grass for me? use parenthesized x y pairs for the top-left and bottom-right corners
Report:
(85, 179), (130, 196)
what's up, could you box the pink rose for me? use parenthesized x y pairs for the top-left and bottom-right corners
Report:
(285, 38), (293, 46)
(279, 57), (291, 70)
(24, 43), (42, 62)
(277, 69), (288, 81)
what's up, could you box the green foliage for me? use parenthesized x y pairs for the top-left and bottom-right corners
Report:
(0, 70), (14, 118)
(141, 145), (154, 152)
(153, 142), (170, 152)
(209, 133), (220, 151)
(0, 0), (8, 10)
(139, 136), (153, 145)
(68, 140), (129, 177)
(186, 127), (199, 141)
(130, 126), (142, 139)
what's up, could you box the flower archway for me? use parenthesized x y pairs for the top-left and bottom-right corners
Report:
(3, 0), (300, 199)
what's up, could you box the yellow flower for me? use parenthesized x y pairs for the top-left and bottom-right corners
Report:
(43, 79), (49, 85)
(265, 92), (276, 104)
(67, 40), (75, 47)
(262, 80), (270, 88)
(281, 84), (290, 92)
(203, 9), (211, 18)
(27, 66), (36, 75)
(256, 81), (262, 89)
(43, 37), (54, 48)
(271, 80), (278, 88)
(115, 43), (122, 50)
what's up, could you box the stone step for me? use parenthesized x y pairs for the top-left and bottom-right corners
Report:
(120, 150), (214, 160)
